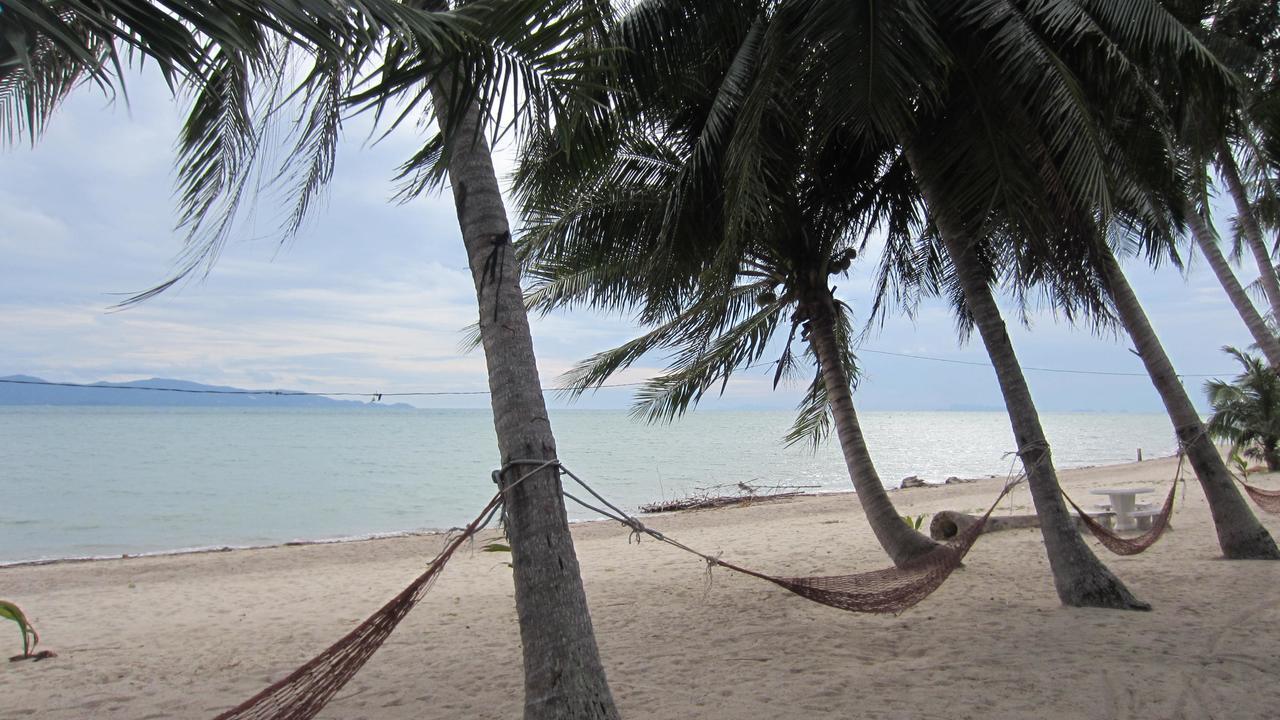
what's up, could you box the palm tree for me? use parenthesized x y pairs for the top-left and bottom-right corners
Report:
(515, 2), (939, 567)
(2, 3), (622, 717)
(1207, 346), (1280, 470)
(1186, 209), (1280, 367)
(1094, 243), (1280, 557)
(1187, 1), (1280, 324)
(903, 147), (1147, 608)
(1218, 144), (1280, 322)
(873, 2), (1167, 607)
(921, 1), (1280, 561)
(522, 0), (1161, 606)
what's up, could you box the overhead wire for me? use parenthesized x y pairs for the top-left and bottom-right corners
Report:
(0, 349), (1229, 399)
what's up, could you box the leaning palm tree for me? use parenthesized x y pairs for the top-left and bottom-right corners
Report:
(1185, 208), (1280, 367)
(918, 0), (1280, 561)
(516, 1), (939, 567)
(897, 0), (1279, 561)
(827, 0), (1156, 607)
(1184, 0), (1280, 324)
(1207, 346), (1280, 470)
(2, 2), (623, 717)
(529, 0), (1153, 606)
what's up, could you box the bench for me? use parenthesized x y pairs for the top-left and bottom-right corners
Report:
(1128, 508), (1167, 531)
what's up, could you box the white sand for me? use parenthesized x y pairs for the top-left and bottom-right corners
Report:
(3, 455), (1279, 719)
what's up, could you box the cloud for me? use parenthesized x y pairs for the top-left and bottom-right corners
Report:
(0, 68), (1260, 414)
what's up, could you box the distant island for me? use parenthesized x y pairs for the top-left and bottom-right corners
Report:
(0, 375), (414, 409)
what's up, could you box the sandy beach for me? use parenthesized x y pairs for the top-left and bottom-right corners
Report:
(3, 454), (1279, 720)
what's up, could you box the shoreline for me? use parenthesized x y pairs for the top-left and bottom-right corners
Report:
(4, 452), (1279, 719)
(0, 452), (1166, 570)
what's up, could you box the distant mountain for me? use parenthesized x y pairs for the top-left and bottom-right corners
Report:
(0, 375), (413, 409)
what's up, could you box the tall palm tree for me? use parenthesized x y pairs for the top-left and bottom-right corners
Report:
(1207, 346), (1280, 470)
(523, 0), (1162, 606)
(841, 1), (1159, 607)
(1095, 242), (1280, 557)
(1218, 145), (1280, 321)
(1186, 0), (1280, 324)
(1186, 209), (1280, 367)
(902, 144), (1147, 608)
(1, 3), (623, 717)
(516, 2), (940, 567)
(918, 0), (1280, 561)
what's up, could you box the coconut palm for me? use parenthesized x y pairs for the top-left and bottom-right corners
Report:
(515, 1), (940, 566)
(518, 0), (1178, 606)
(1207, 346), (1280, 470)
(895, 0), (1280, 562)
(1, 2), (623, 717)
(1184, 0), (1280, 324)
(1186, 209), (1280, 367)
(909, 0), (1280, 561)
(827, 1), (1170, 607)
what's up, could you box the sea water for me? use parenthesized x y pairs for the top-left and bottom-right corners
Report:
(0, 407), (1178, 563)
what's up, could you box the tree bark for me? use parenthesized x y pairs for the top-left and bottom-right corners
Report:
(1188, 210), (1280, 367)
(1218, 141), (1280, 324)
(803, 289), (939, 567)
(1097, 246), (1280, 559)
(906, 150), (1147, 608)
(430, 71), (621, 720)
(930, 509), (1096, 541)
(1264, 440), (1280, 472)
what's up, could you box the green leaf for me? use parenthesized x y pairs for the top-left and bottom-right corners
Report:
(480, 542), (511, 553)
(0, 599), (39, 656)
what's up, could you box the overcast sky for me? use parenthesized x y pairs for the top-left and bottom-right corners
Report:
(0, 67), (1264, 414)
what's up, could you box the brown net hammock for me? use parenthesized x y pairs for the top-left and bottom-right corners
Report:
(707, 481), (1015, 614)
(210, 493), (502, 720)
(1237, 477), (1280, 514)
(1060, 480), (1177, 556)
(210, 465), (1016, 719)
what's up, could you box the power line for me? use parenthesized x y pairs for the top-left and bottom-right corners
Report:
(0, 347), (1229, 401)
(853, 348), (1224, 378)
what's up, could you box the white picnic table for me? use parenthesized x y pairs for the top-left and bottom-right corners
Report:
(1090, 487), (1155, 531)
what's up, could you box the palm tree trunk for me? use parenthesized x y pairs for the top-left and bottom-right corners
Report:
(905, 152), (1147, 608)
(1187, 210), (1280, 367)
(1218, 141), (1280, 324)
(1265, 439), (1280, 472)
(938, 240), (1147, 608)
(430, 77), (621, 720)
(803, 289), (939, 567)
(1097, 246), (1280, 559)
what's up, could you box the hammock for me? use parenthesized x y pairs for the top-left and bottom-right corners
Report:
(1061, 481), (1177, 556)
(705, 481), (1013, 614)
(209, 466), (1016, 720)
(556, 464), (1019, 615)
(210, 493), (503, 720)
(1236, 477), (1280, 514)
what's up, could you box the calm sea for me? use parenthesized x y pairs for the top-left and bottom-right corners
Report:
(0, 407), (1178, 564)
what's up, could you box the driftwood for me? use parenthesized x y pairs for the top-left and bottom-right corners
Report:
(640, 491), (805, 513)
(930, 510), (1099, 541)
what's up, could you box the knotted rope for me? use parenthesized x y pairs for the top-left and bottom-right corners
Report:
(554, 461), (1022, 615)
(210, 461), (549, 720)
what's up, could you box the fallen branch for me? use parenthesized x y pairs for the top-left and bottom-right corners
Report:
(641, 491), (807, 514)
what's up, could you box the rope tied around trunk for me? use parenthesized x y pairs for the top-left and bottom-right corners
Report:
(553, 461), (1023, 615)
(210, 457), (1022, 719)
(208, 463), (549, 720)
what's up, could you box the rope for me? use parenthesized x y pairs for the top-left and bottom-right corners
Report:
(1060, 453), (1183, 556)
(554, 459), (1024, 614)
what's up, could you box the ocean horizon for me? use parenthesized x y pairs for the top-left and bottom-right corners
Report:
(1, 406), (1180, 564)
